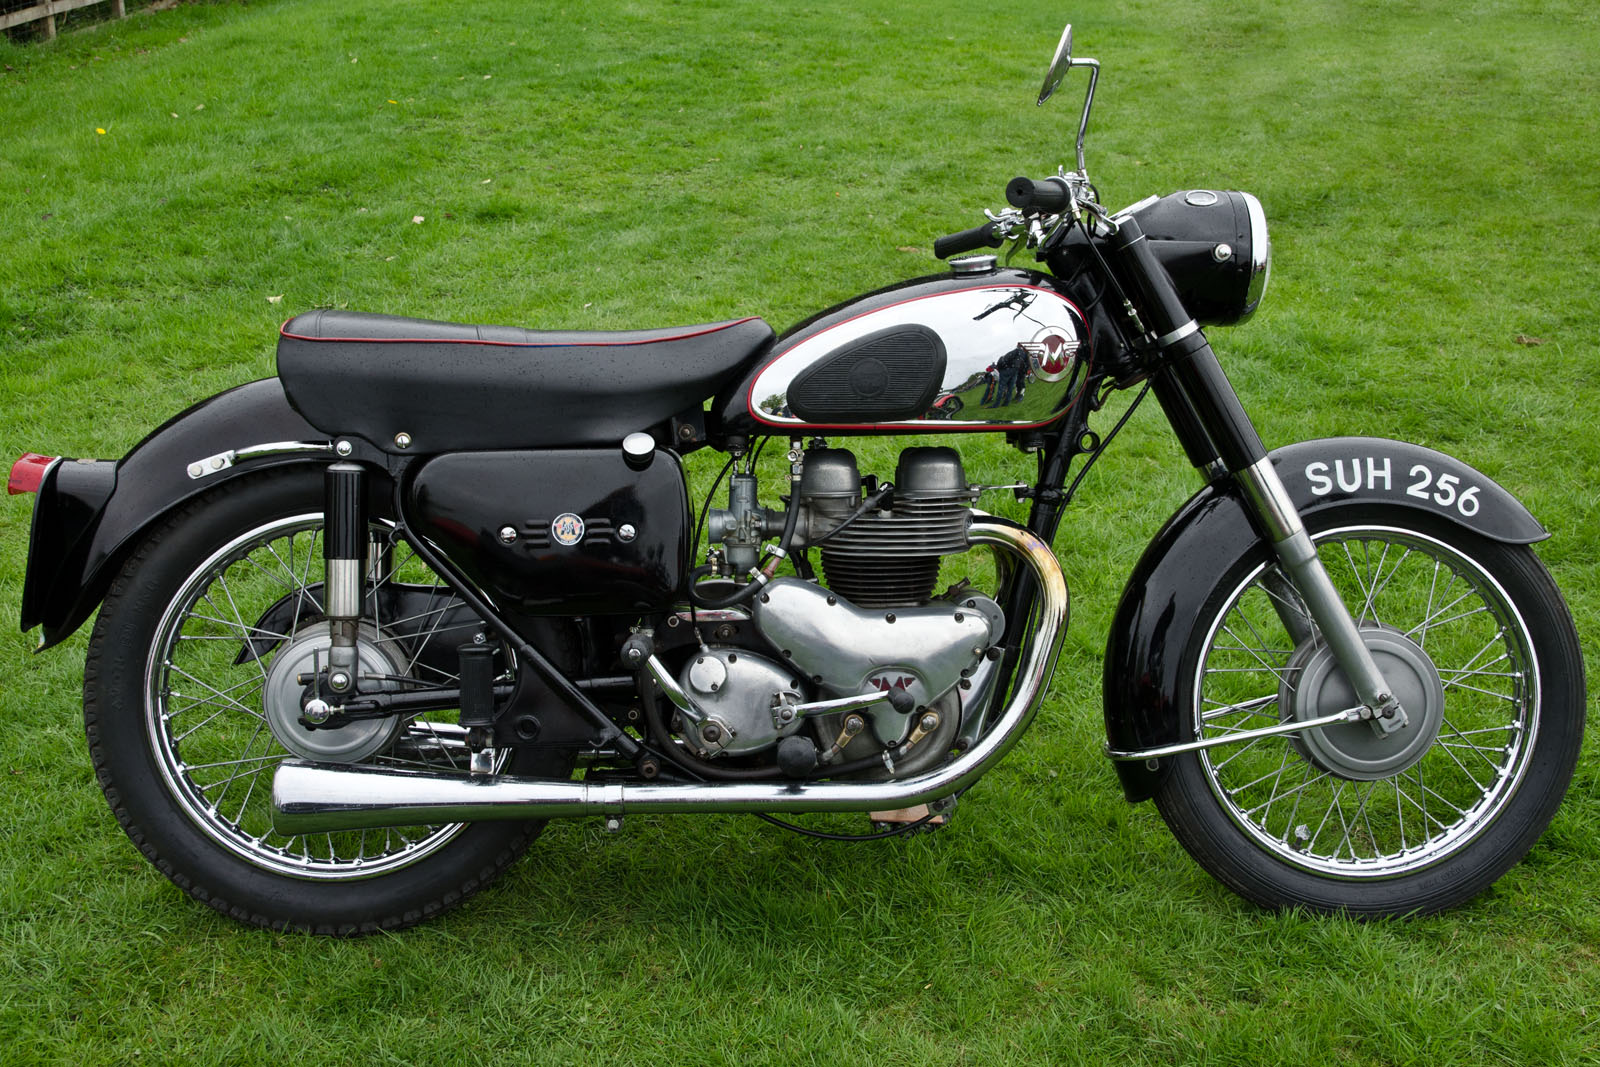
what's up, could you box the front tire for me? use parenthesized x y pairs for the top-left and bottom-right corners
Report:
(85, 468), (570, 934)
(1153, 504), (1584, 915)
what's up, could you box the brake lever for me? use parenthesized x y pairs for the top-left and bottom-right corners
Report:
(983, 207), (1026, 236)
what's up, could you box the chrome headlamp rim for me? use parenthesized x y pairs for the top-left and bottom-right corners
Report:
(1239, 191), (1271, 322)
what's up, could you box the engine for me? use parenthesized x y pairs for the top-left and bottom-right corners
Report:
(797, 447), (974, 609)
(668, 445), (1006, 777)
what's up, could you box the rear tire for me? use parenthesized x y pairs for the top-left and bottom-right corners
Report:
(85, 468), (571, 934)
(1153, 504), (1584, 916)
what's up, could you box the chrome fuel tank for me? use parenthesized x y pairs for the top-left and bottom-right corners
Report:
(713, 267), (1090, 435)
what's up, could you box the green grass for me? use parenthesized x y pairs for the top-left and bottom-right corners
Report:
(3, 0), (1599, 1062)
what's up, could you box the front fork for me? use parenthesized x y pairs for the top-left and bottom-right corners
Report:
(1233, 456), (1406, 733)
(1112, 218), (1406, 734)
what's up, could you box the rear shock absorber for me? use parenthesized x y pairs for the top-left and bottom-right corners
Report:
(323, 462), (366, 693)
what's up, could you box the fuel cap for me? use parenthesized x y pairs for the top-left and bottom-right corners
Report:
(949, 254), (998, 275)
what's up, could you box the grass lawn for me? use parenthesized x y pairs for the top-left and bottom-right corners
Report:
(2, 0), (1598, 1063)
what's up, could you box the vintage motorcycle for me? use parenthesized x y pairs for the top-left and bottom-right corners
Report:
(11, 27), (1583, 933)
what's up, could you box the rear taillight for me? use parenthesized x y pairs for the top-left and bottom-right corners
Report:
(8, 453), (58, 495)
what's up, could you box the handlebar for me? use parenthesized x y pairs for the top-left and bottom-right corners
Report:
(932, 221), (1004, 260)
(1005, 176), (1071, 214)
(935, 176), (1078, 262)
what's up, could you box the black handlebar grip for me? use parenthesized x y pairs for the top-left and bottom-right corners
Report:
(1005, 176), (1071, 213)
(933, 221), (1003, 259)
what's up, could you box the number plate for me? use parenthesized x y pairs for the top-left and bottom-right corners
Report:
(1267, 437), (1545, 545)
(1301, 456), (1482, 518)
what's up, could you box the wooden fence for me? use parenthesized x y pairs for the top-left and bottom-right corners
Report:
(1, 0), (126, 39)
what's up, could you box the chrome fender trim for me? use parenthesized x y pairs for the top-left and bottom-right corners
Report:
(270, 517), (1067, 834)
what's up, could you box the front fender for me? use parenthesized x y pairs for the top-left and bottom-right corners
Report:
(1103, 436), (1546, 803)
(22, 378), (327, 649)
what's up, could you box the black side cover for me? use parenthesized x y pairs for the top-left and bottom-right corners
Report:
(408, 448), (691, 616)
(786, 325), (946, 423)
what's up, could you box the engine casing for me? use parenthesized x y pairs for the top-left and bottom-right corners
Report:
(754, 578), (1005, 745)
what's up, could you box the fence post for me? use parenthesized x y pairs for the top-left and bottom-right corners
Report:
(2, 0), (128, 39)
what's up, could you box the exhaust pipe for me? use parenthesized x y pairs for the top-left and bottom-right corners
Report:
(271, 519), (1066, 834)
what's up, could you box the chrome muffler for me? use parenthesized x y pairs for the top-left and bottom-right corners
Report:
(270, 518), (1066, 835)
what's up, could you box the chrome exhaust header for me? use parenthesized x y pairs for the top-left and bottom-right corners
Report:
(270, 518), (1066, 835)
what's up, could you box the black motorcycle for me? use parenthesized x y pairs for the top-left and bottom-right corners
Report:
(11, 26), (1583, 933)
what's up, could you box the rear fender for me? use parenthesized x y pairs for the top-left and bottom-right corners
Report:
(1104, 436), (1547, 803)
(21, 378), (330, 649)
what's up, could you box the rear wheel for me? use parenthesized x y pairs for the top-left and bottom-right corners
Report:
(1154, 504), (1584, 915)
(85, 468), (570, 934)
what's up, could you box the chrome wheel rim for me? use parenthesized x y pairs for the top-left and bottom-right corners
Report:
(1193, 525), (1538, 879)
(143, 513), (504, 881)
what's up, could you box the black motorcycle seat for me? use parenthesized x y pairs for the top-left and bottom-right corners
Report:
(276, 309), (775, 452)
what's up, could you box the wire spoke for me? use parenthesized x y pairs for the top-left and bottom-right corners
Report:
(184, 612), (293, 642)
(1258, 567), (1313, 624)
(1218, 622), (1293, 689)
(167, 665), (266, 722)
(1212, 733), (1271, 772)
(1252, 746), (1295, 821)
(1361, 544), (1414, 623)
(167, 674), (265, 716)
(1241, 766), (1332, 817)
(1437, 665), (1517, 680)
(1441, 678), (1519, 702)
(1304, 779), (1347, 854)
(1210, 645), (1296, 656)
(1438, 719), (1512, 772)
(1401, 601), (1487, 640)
(215, 569), (270, 683)
(199, 720), (266, 810)
(1342, 541), (1378, 624)
(1393, 776), (1407, 851)
(1446, 724), (1523, 738)
(1429, 736), (1490, 793)
(289, 528), (322, 637)
(1201, 693), (1280, 722)
(183, 751), (288, 773)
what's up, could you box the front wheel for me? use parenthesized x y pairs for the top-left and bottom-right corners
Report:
(1154, 504), (1584, 915)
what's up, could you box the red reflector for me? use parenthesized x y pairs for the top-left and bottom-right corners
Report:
(8, 453), (58, 495)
